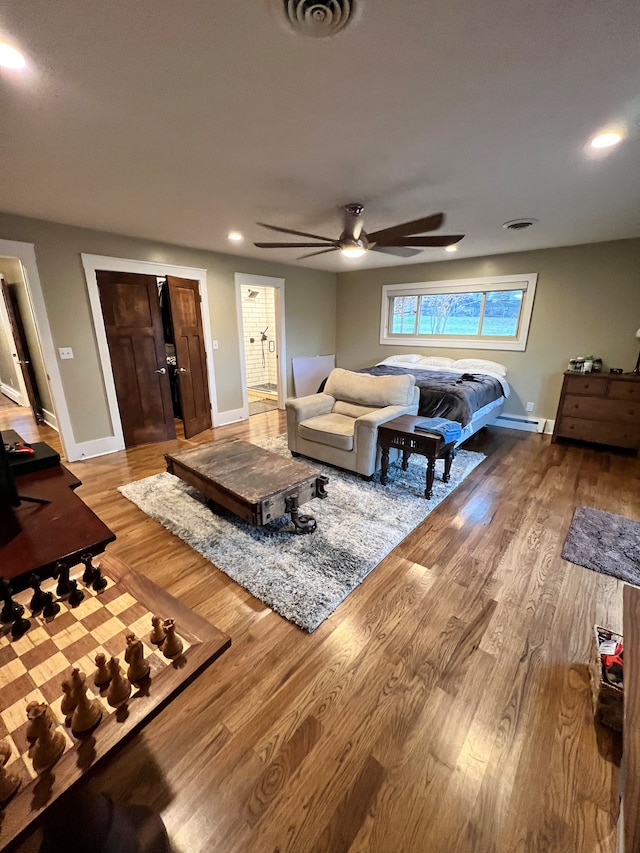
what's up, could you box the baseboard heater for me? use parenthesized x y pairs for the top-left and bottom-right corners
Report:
(494, 413), (547, 434)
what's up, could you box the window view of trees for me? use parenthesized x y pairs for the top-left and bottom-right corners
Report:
(391, 289), (523, 337)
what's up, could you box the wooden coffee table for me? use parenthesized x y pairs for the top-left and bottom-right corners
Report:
(378, 415), (457, 499)
(165, 439), (329, 534)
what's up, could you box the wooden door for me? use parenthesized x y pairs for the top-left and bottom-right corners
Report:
(166, 276), (212, 438)
(96, 271), (176, 447)
(0, 278), (44, 424)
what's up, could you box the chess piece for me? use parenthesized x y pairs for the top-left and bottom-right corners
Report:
(70, 669), (102, 733)
(54, 562), (73, 598)
(28, 703), (65, 774)
(125, 632), (150, 683)
(0, 740), (20, 806)
(41, 591), (61, 619)
(60, 678), (77, 717)
(26, 702), (58, 740)
(67, 579), (85, 607)
(29, 573), (49, 612)
(91, 566), (108, 593)
(94, 652), (111, 686)
(161, 618), (183, 659)
(81, 553), (98, 585)
(0, 579), (24, 624)
(11, 613), (31, 639)
(150, 615), (166, 645)
(106, 657), (131, 708)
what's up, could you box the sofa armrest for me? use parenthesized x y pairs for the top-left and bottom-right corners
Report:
(285, 393), (335, 421)
(353, 403), (418, 474)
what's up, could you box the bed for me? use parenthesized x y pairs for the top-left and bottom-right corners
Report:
(356, 354), (509, 445)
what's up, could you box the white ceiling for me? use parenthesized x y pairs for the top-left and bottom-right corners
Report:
(1, 0), (639, 271)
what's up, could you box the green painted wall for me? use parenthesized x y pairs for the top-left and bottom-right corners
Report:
(0, 212), (337, 444)
(336, 238), (640, 422)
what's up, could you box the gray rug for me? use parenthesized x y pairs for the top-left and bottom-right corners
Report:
(118, 435), (485, 632)
(562, 506), (640, 585)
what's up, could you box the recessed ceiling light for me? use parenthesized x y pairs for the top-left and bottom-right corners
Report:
(590, 131), (623, 149)
(228, 231), (243, 243)
(444, 245), (458, 253)
(0, 42), (26, 70)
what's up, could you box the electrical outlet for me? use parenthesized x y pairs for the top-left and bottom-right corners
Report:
(58, 347), (74, 360)
(526, 401), (535, 412)
(212, 340), (219, 350)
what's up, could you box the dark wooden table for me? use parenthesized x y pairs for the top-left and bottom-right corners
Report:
(165, 438), (329, 534)
(0, 463), (116, 589)
(378, 414), (457, 499)
(0, 553), (231, 850)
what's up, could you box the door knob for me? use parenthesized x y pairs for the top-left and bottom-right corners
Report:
(155, 367), (167, 374)
(178, 367), (187, 373)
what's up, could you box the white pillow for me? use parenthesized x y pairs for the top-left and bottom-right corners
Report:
(451, 358), (508, 377)
(384, 353), (422, 364)
(416, 356), (455, 367)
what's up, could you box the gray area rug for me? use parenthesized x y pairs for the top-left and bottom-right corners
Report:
(562, 506), (640, 585)
(118, 435), (485, 631)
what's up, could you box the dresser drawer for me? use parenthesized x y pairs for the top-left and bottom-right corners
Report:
(557, 417), (640, 449)
(564, 374), (609, 396)
(562, 394), (639, 423)
(608, 378), (640, 402)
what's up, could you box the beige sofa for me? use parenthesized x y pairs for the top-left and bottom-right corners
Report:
(285, 367), (419, 477)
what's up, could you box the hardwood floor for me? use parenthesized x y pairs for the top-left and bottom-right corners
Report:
(2, 395), (635, 853)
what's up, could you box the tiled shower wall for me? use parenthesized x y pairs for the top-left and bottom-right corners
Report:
(241, 286), (277, 391)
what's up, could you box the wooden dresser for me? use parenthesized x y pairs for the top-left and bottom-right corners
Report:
(552, 371), (640, 452)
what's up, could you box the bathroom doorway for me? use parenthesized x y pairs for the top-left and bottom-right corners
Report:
(235, 273), (286, 418)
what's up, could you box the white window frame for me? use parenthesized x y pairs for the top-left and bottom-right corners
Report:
(380, 273), (537, 352)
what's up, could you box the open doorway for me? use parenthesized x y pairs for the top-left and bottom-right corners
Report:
(235, 273), (287, 418)
(0, 257), (54, 428)
(241, 286), (279, 415)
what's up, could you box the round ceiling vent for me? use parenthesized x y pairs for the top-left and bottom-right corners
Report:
(271, 0), (359, 38)
(502, 218), (539, 231)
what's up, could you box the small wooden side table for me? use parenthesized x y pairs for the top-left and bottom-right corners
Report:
(378, 414), (456, 499)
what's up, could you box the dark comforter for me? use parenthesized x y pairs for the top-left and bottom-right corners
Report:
(357, 365), (504, 426)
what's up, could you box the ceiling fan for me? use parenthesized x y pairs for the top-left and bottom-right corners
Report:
(254, 203), (464, 260)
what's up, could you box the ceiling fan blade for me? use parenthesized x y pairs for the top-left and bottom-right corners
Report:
(253, 242), (336, 249)
(297, 247), (339, 260)
(370, 246), (423, 257)
(256, 222), (335, 242)
(366, 213), (445, 243)
(381, 234), (465, 248)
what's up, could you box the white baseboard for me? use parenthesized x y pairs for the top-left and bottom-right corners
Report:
(543, 419), (555, 435)
(65, 435), (124, 462)
(1, 382), (23, 405)
(494, 413), (547, 434)
(42, 408), (58, 430)
(214, 407), (247, 427)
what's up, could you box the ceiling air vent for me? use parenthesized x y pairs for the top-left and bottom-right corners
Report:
(271, 0), (359, 38)
(502, 218), (539, 231)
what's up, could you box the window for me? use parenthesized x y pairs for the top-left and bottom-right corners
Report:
(380, 273), (537, 351)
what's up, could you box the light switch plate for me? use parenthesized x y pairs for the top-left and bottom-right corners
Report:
(58, 347), (74, 360)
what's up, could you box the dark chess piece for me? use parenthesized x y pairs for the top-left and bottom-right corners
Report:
(55, 563), (73, 598)
(91, 567), (108, 593)
(41, 591), (61, 620)
(11, 614), (31, 639)
(0, 580), (25, 624)
(67, 579), (85, 608)
(29, 574), (49, 613)
(81, 553), (98, 585)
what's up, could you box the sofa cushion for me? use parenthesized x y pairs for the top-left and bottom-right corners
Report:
(299, 413), (355, 451)
(325, 367), (415, 408)
(333, 400), (378, 419)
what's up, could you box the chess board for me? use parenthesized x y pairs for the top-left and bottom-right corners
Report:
(0, 554), (230, 850)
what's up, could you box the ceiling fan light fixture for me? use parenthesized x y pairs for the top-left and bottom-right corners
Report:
(340, 240), (367, 259)
(590, 130), (623, 150)
(445, 244), (458, 253)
